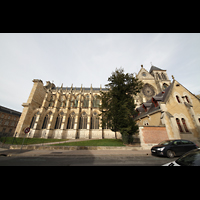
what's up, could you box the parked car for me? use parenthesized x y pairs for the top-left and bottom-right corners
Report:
(151, 139), (198, 158)
(163, 148), (200, 166)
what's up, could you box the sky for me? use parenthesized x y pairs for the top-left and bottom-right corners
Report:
(0, 33), (200, 112)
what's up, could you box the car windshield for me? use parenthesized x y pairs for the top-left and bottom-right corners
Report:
(158, 140), (172, 145)
(176, 149), (200, 166)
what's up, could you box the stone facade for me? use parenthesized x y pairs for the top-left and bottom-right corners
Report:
(16, 64), (199, 147)
(135, 76), (200, 149)
(15, 79), (120, 139)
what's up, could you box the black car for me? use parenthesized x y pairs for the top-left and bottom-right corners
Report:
(163, 148), (200, 166)
(151, 139), (198, 158)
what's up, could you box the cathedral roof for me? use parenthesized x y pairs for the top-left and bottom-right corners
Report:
(149, 65), (165, 73)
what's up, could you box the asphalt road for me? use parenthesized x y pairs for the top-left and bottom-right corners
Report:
(0, 155), (175, 166)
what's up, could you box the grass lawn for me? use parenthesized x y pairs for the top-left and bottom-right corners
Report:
(0, 137), (68, 145)
(51, 139), (125, 146)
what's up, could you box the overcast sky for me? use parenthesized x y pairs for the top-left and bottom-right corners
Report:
(0, 33), (200, 112)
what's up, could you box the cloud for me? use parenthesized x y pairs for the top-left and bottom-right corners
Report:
(0, 33), (200, 112)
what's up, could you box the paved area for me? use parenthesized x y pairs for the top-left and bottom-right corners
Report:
(0, 148), (175, 166)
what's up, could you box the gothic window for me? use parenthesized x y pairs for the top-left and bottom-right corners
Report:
(91, 112), (99, 129)
(83, 95), (89, 108)
(181, 118), (189, 132)
(42, 113), (50, 129)
(176, 118), (183, 132)
(93, 95), (100, 108)
(54, 114), (63, 129)
(30, 114), (37, 129)
(79, 112), (87, 129)
(161, 73), (166, 80)
(176, 95), (181, 103)
(156, 73), (161, 80)
(67, 112), (75, 129)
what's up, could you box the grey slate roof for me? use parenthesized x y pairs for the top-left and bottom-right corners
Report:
(53, 87), (107, 92)
(149, 65), (165, 74)
(0, 105), (21, 116)
(134, 83), (173, 120)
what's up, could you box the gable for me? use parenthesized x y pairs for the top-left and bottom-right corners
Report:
(137, 67), (154, 80)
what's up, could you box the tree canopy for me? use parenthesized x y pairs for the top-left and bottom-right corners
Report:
(99, 68), (143, 143)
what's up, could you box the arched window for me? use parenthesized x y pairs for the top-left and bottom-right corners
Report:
(161, 73), (166, 80)
(79, 112), (87, 129)
(67, 112), (75, 129)
(156, 73), (161, 80)
(54, 114), (63, 129)
(176, 95), (181, 103)
(185, 96), (190, 103)
(181, 118), (189, 132)
(83, 95), (89, 108)
(30, 114), (37, 129)
(91, 112), (99, 129)
(42, 113), (50, 129)
(93, 95), (100, 108)
(176, 118), (183, 132)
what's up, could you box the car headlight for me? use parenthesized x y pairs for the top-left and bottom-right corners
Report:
(157, 147), (165, 151)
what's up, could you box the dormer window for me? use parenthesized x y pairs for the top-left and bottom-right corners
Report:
(142, 104), (147, 112)
(152, 97), (158, 107)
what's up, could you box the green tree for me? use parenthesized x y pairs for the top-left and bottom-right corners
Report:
(99, 68), (143, 144)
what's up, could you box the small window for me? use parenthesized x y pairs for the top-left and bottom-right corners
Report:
(176, 118), (183, 132)
(185, 96), (190, 103)
(4, 121), (9, 125)
(161, 73), (166, 80)
(176, 95), (181, 103)
(181, 118), (189, 132)
(163, 83), (168, 89)
(142, 72), (146, 77)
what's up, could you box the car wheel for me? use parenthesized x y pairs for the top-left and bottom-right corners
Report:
(167, 150), (175, 158)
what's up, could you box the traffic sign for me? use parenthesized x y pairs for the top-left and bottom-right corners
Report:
(24, 127), (30, 134)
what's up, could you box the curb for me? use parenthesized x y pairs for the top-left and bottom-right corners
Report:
(9, 145), (143, 151)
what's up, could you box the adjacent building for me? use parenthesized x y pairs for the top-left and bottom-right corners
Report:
(0, 105), (21, 136)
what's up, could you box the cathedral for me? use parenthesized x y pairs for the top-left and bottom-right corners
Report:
(15, 65), (200, 148)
